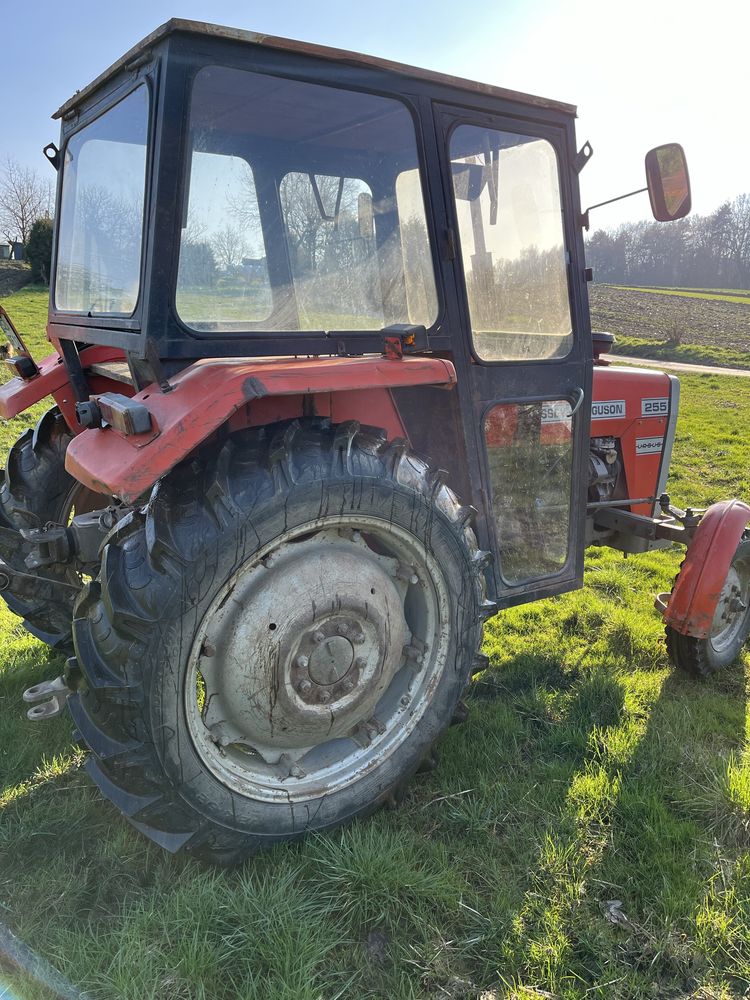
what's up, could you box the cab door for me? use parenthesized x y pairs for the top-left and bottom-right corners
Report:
(433, 104), (592, 606)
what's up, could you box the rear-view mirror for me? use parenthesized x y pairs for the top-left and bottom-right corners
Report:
(645, 143), (691, 222)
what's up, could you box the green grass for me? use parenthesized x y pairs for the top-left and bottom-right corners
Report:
(1, 294), (750, 997)
(611, 334), (750, 371)
(610, 284), (750, 306)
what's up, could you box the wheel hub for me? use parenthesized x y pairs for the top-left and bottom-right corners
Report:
(192, 530), (410, 762)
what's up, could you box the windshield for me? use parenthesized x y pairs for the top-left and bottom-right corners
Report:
(54, 86), (149, 315)
(176, 67), (438, 333)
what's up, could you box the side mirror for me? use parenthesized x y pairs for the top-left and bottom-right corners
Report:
(645, 143), (691, 222)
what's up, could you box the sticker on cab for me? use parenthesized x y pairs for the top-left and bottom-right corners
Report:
(541, 401), (572, 424)
(592, 399), (626, 420)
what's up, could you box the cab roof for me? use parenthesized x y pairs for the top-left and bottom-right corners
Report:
(53, 18), (577, 121)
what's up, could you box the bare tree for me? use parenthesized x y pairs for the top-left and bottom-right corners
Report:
(0, 157), (53, 246)
(211, 225), (248, 271)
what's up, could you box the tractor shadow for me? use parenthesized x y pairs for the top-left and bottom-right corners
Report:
(445, 648), (749, 995)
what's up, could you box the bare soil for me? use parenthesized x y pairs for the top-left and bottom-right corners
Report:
(0, 262), (32, 296)
(589, 283), (750, 353)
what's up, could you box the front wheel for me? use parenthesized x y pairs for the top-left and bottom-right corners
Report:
(666, 538), (750, 678)
(70, 420), (489, 864)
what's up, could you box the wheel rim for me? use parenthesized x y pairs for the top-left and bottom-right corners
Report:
(185, 517), (451, 803)
(709, 549), (750, 655)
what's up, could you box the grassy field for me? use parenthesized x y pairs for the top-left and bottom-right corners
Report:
(1, 290), (750, 998)
(590, 285), (750, 371)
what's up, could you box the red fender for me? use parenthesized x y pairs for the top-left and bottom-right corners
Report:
(663, 499), (750, 638)
(0, 346), (125, 420)
(65, 354), (456, 503)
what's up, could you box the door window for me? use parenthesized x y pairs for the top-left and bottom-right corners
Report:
(450, 125), (572, 362)
(484, 400), (572, 584)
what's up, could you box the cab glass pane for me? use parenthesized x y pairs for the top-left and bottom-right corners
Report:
(176, 66), (438, 333)
(55, 86), (149, 315)
(450, 125), (572, 362)
(485, 400), (572, 583)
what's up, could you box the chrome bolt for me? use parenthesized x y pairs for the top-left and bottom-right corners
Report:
(296, 654), (309, 669)
(400, 695), (409, 707)
(297, 679), (312, 695)
(318, 689), (331, 704)
(312, 631), (325, 644)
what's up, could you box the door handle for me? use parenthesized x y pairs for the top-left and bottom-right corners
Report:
(569, 387), (585, 418)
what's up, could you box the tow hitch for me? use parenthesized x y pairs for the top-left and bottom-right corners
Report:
(23, 675), (71, 721)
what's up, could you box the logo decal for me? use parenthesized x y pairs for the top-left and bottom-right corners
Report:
(592, 399), (626, 420)
(541, 401), (572, 424)
(636, 436), (664, 456)
(641, 397), (669, 417)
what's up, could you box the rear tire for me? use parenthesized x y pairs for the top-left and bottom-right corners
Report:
(0, 407), (101, 648)
(70, 420), (490, 864)
(666, 538), (750, 678)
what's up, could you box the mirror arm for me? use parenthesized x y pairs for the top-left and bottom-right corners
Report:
(580, 186), (647, 230)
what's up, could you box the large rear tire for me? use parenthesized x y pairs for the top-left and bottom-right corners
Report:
(0, 407), (101, 648)
(69, 420), (491, 864)
(666, 537), (750, 678)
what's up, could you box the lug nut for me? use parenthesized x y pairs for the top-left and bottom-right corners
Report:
(296, 654), (309, 669)
(341, 676), (355, 692)
(337, 623), (350, 636)
(353, 657), (366, 670)
(318, 689), (332, 704)
(312, 631), (325, 644)
(351, 631), (366, 645)
(297, 679), (312, 695)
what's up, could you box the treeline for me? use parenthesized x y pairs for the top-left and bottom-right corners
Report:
(585, 193), (750, 288)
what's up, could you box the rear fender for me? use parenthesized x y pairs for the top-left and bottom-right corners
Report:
(663, 499), (750, 637)
(0, 346), (125, 421)
(65, 355), (457, 503)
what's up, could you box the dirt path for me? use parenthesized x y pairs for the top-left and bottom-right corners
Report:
(0, 262), (32, 296)
(613, 355), (750, 378)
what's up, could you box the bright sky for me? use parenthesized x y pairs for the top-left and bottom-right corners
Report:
(4, 0), (748, 232)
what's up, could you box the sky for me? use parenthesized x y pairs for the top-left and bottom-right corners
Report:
(3, 0), (749, 233)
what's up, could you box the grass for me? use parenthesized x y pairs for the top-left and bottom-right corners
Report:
(1, 291), (750, 997)
(611, 334), (750, 371)
(610, 285), (750, 306)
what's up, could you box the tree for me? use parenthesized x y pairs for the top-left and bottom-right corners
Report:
(211, 225), (248, 272)
(25, 217), (53, 283)
(0, 157), (53, 247)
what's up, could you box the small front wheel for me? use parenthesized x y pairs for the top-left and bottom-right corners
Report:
(667, 538), (750, 678)
(70, 420), (489, 864)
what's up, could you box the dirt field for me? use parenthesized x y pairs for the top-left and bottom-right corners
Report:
(589, 283), (750, 354)
(0, 261), (32, 296)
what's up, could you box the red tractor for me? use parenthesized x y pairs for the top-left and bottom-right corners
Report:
(1, 21), (748, 864)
